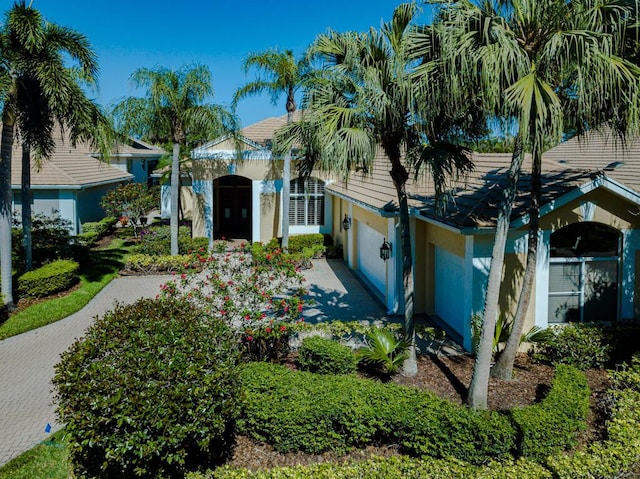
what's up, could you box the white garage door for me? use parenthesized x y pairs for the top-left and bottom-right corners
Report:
(357, 223), (386, 295)
(434, 246), (465, 337)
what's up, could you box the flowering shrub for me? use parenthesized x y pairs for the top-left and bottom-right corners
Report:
(241, 321), (293, 362)
(161, 242), (308, 360)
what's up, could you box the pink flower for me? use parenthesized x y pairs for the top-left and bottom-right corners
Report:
(245, 314), (251, 321)
(247, 335), (253, 342)
(297, 303), (303, 312)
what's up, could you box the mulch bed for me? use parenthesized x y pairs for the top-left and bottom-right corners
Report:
(225, 353), (613, 471)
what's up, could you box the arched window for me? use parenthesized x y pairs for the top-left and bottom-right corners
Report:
(548, 222), (620, 323)
(289, 177), (325, 226)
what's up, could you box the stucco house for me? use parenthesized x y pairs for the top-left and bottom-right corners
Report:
(329, 130), (640, 351)
(167, 113), (333, 242)
(11, 128), (164, 234)
(179, 116), (639, 352)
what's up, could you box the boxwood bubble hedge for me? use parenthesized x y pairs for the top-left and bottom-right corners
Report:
(17, 259), (79, 298)
(53, 297), (241, 479)
(297, 336), (358, 375)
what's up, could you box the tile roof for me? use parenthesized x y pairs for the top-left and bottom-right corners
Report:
(240, 111), (302, 146)
(326, 148), (598, 230)
(8, 128), (154, 188)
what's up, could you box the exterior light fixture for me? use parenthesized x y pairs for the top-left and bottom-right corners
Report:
(380, 238), (392, 261)
(342, 214), (351, 231)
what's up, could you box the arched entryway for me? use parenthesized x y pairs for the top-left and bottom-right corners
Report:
(548, 222), (621, 323)
(214, 175), (252, 240)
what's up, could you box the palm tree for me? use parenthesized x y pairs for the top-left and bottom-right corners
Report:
(232, 49), (309, 249)
(0, 1), (112, 307)
(277, 3), (482, 376)
(113, 64), (237, 255)
(433, 0), (640, 408)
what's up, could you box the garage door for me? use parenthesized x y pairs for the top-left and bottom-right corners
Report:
(434, 246), (465, 337)
(357, 223), (386, 295)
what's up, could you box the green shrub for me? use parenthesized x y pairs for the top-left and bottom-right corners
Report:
(546, 358), (640, 478)
(124, 253), (198, 274)
(511, 364), (589, 461)
(17, 259), (79, 298)
(241, 321), (293, 362)
(12, 212), (73, 271)
(532, 324), (610, 370)
(200, 457), (551, 479)
(53, 298), (240, 479)
(399, 396), (515, 464)
(81, 216), (117, 238)
(298, 336), (357, 375)
(238, 362), (514, 463)
(287, 234), (325, 254)
(73, 231), (99, 247)
(137, 226), (208, 256)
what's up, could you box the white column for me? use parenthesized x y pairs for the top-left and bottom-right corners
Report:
(252, 180), (262, 243)
(388, 217), (400, 314)
(346, 203), (354, 269)
(535, 230), (551, 327)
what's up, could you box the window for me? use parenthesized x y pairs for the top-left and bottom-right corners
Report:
(548, 222), (620, 323)
(289, 177), (325, 226)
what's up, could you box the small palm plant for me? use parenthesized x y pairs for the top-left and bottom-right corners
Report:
(358, 327), (410, 376)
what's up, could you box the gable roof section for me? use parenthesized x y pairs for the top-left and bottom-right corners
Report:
(240, 111), (302, 146)
(104, 137), (165, 158)
(10, 129), (133, 189)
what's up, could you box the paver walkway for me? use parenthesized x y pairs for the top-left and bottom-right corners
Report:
(0, 259), (389, 466)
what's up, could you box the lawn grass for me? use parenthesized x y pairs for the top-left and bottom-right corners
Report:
(0, 239), (131, 340)
(0, 431), (70, 479)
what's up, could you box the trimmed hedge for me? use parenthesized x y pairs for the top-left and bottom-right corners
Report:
(287, 234), (325, 254)
(53, 298), (240, 479)
(17, 259), (79, 298)
(237, 362), (514, 463)
(123, 253), (199, 274)
(74, 216), (117, 246)
(298, 336), (357, 375)
(510, 364), (590, 461)
(192, 360), (640, 479)
(200, 457), (551, 479)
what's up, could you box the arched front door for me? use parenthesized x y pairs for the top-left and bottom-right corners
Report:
(214, 175), (252, 240)
(548, 222), (621, 323)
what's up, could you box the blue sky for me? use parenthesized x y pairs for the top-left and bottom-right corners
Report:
(29, 1), (433, 128)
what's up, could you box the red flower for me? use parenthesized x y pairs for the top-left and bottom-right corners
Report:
(247, 335), (253, 342)
(280, 325), (286, 332)
(265, 327), (272, 333)
(297, 303), (303, 312)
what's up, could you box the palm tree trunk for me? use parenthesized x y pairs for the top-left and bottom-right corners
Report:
(492, 151), (541, 380)
(389, 154), (417, 376)
(281, 107), (295, 249)
(0, 111), (15, 308)
(21, 144), (32, 271)
(170, 142), (180, 256)
(468, 138), (524, 409)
